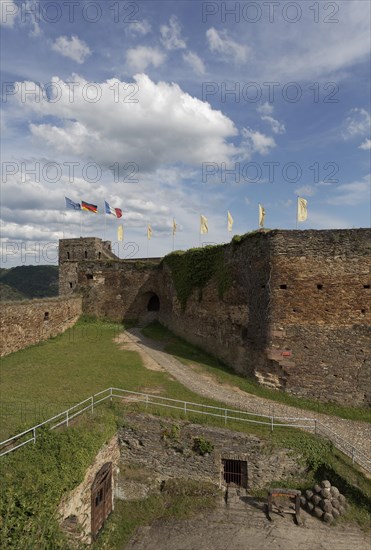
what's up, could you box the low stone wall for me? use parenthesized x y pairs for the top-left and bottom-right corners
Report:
(118, 414), (306, 494)
(58, 434), (121, 545)
(0, 295), (82, 357)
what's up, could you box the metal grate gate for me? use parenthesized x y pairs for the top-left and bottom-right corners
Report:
(222, 459), (247, 487)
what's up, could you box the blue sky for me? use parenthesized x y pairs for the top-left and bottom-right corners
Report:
(1, 0), (370, 265)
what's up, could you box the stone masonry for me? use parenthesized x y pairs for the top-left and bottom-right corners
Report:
(58, 229), (371, 406)
(118, 413), (306, 494)
(0, 295), (82, 357)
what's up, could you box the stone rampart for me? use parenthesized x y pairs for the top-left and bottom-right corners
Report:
(0, 295), (82, 357)
(58, 229), (371, 406)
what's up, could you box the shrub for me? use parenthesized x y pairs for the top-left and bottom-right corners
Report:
(192, 436), (214, 456)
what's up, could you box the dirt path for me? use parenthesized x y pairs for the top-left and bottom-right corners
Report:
(124, 497), (371, 550)
(116, 329), (371, 466)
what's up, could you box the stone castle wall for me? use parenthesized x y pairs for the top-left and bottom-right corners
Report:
(59, 237), (161, 322)
(58, 229), (371, 406)
(158, 230), (370, 406)
(0, 295), (82, 357)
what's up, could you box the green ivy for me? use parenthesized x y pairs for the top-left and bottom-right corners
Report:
(162, 245), (231, 309)
(231, 229), (273, 245)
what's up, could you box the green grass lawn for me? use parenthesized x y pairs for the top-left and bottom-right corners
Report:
(0, 318), (259, 440)
(1, 317), (370, 548)
(141, 322), (371, 423)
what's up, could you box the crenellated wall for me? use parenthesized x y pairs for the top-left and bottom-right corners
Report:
(0, 295), (82, 357)
(58, 229), (371, 406)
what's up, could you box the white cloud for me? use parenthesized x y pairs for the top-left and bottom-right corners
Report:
(126, 46), (165, 71)
(160, 15), (186, 50)
(13, 74), (238, 172)
(0, 0), (40, 35)
(51, 35), (91, 64)
(359, 138), (371, 150)
(240, 127), (276, 156)
(261, 115), (285, 135)
(308, 211), (351, 230)
(256, 103), (285, 135)
(206, 28), (249, 64)
(343, 108), (371, 139)
(257, 102), (274, 116)
(326, 176), (370, 206)
(294, 185), (316, 197)
(183, 51), (205, 75)
(240, 1), (370, 81)
(0, 0), (18, 27)
(127, 19), (151, 36)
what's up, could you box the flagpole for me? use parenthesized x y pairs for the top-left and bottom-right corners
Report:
(80, 210), (83, 237)
(296, 196), (298, 230)
(117, 223), (120, 259)
(147, 237), (149, 260)
(104, 211), (106, 241)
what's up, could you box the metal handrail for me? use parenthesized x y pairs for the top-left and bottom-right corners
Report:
(0, 387), (370, 474)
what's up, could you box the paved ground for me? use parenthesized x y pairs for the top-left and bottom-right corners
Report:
(118, 329), (371, 465)
(124, 495), (371, 550)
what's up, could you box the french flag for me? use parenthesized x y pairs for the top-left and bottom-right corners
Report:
(105, 201), (122, 218)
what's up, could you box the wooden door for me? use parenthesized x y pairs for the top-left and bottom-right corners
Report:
(91, 462), (113, 538)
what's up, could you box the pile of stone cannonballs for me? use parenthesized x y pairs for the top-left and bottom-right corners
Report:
(300, 480), (347, 523)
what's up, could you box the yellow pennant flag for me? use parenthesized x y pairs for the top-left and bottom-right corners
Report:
(147, 224), (152, 240)
(258, 204), (265, 228)
(117, 224), (124, 241)
(297, 197), (308, 222)
(172, 218), (177, 235)
(200, 215), (208, 234)
(227, 211), (234, 232)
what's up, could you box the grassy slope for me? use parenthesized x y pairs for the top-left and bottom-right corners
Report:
(141, 322), (371, 423)
(1, 318), (370, 549)
(0, 318), (238, 440)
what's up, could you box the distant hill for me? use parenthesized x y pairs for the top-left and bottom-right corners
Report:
(0, 283), (27, 301)
(0, 265), (59, 300)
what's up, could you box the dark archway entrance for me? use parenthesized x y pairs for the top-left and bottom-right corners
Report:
(147, 293), (160, 311)
(91, 462), (112, 538)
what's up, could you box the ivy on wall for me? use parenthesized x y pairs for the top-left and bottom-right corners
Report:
(162, 245), (231, 310)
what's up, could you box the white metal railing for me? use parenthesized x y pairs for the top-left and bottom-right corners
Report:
(0, 387), (370, 474)
(315, 421), (371, 472)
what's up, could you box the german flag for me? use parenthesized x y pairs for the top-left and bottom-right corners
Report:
(81, 200), (98, 213)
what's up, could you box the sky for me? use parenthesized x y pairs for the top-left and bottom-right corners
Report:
(1, 0), (370, 266)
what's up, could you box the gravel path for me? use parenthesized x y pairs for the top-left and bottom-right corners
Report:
(121, 329), (370, 471)
(125, 496), (371, 550)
